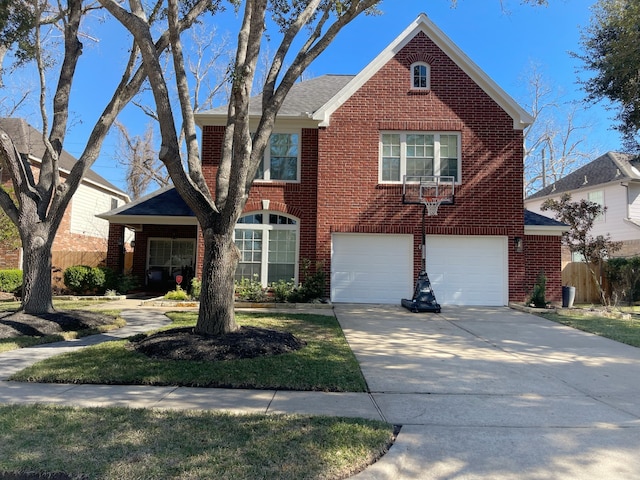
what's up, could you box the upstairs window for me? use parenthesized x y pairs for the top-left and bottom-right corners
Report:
(587, 190), (605, 223)
(411, 62), (430, 90)
(380, 132), (460, 183)
(256, 132), (300, 182)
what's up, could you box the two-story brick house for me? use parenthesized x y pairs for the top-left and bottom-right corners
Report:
(102, 13), (565, 305)
(0, 118), (130, 275)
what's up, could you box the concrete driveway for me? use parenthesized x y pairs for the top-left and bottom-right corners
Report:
(335, 305), (640, 480)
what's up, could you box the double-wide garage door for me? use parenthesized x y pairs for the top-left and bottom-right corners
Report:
(331, 233), (508, 306)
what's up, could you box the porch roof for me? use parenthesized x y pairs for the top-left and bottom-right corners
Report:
(524, 209), (568, 236)
(97, 186), (196, 227)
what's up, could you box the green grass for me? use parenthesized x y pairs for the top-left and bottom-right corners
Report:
(541, 309), (640, 347)
(0, 299), (111, 311)
(0, 404), (394, 480)
(11, 312), (368, 392)
(0, 303), (124, 353)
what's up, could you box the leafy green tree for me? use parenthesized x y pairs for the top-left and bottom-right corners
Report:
(542, 192), (621, 305)
(576, 0), (640, 149)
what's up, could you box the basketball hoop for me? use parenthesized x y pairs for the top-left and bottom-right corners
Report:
(422, 197), (443, 216)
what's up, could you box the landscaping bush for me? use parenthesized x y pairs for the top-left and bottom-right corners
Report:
(606, 257), (640, 306)
(0, 269), (22, 293)
(63, 265), (106, 295)
(100, 267), (139, 295)
(235, 275), (267, 302)
(190, 277), (201, 300)
(528, 270), (547, 308)
(164, 286), (191, 301)
(289, 259), (326, 303)
(270, 279), (295, 302)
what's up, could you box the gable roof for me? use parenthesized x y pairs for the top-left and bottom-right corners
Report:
(195, 74), (355, 126)
(313, 13), (533, 129)
(195, 13), (532, 130)
(0, 117), (128, 198)
(527, 152), (640, 200)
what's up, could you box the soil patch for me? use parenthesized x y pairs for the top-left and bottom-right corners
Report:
(0, 310), (116, 339)
(132, 326), (306, 361)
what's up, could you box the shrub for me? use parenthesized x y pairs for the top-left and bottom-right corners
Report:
(270, 279), (295, 303)
(235, 275), (267, 302)
(0, 269), (22, 293)
(528, 270), (547, 308)
(99, 267), (139, 295)
(606, 257), (640, 306)
(63, 265), (106, 295)
(289, 260), (326, 303)
(190, 278), (201, 300)
(164, 286), (191, 301)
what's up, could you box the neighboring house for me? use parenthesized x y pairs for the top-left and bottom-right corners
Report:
(101, 13), (565, 305)
(0, 118), (130, 274)
(525, 151), (640, 259)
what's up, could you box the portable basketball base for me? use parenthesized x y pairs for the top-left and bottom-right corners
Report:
(400, 175), (454, 313)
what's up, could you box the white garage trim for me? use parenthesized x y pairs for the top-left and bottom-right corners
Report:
(331, 233), (413, 303)
(425, 235), (508, 306)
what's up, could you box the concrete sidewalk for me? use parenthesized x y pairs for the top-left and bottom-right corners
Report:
(3, 303), (640, 479)
(0, 305), (382, 420)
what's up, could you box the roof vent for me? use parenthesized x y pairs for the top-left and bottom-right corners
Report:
(583, 175), (589, 185)
(616, 168), (622, 177)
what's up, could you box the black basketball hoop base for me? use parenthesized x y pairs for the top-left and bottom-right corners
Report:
(401, 270), (441, 313)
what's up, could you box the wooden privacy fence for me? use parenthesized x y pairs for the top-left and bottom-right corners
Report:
(561, 262), (608, 304)
(51, 251), (106, 291)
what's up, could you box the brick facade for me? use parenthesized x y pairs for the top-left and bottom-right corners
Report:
(108, 19), (563, 305)
(525, 235), (563, 304)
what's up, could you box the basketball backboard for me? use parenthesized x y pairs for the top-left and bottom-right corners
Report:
(402, 175), (455, 207)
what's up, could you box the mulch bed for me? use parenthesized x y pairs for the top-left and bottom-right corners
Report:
(131, 326), (306, 361)
(0, 311), (116, 339)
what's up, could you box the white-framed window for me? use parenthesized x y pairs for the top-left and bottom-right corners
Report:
(147, 238), (196, 284)
(234, 212), (299, 287)
(255, 132), (300, 182)
(587, 190), (605, 223)
(411, 62), (430, 90)
(380, 132), (460, 183)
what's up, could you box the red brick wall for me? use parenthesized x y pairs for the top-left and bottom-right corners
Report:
(198, 126), (320, 282)
(524, 235), (563, 304)
(315, 32), (527, 301)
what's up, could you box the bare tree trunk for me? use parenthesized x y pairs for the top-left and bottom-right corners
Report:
(21, 225), (55, 313)
(195, 228), (239, 335)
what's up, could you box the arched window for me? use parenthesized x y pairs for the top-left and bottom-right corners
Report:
(234, 212), (299, 286)
(411, 62), (430, 90)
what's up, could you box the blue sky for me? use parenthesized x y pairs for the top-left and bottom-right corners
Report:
(40, 0), (620, 191)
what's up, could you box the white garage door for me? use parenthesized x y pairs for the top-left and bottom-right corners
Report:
(331, 234), (413, 303)
(425, 235), (508, 306)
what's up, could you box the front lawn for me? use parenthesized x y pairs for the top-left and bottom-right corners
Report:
(0, 301), (123, 353)
(11, 312), (368, 392)
(0, 404), (395, 480)
(540, 309), (640, 347)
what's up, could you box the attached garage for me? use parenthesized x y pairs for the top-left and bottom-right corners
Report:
(331, 233), (413, 303)
(425, 235), (508, 306)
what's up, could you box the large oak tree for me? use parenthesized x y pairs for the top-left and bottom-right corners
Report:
(0, 0), (219, 313)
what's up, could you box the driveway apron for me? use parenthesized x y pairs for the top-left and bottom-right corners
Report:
(335, 305), (640, 480)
